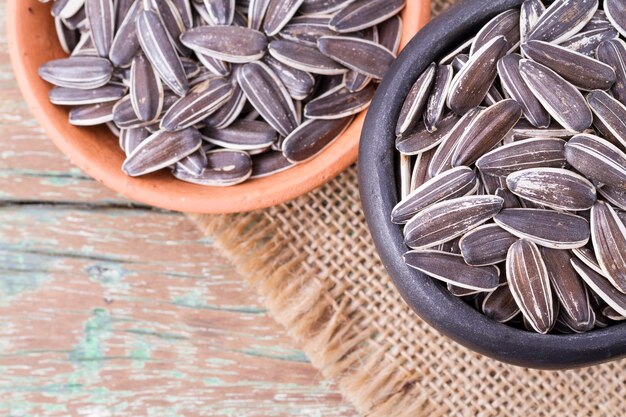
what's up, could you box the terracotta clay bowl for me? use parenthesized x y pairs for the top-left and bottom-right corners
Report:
(359, 0), (626, 369)
(7, 0), (430, 214)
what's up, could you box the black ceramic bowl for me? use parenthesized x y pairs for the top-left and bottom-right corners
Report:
(359, 0), (626, 369)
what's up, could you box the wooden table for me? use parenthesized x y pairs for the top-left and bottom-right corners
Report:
(0, 4), (356, 415)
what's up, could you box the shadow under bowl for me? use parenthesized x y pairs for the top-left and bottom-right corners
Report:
(358, 0), (626, 369)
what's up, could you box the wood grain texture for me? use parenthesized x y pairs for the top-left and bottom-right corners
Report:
(0, 3), (356, 416)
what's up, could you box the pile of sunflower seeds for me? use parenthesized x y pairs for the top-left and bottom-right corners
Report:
(38, 0), (405, 185)
(393, 0), (626, 334)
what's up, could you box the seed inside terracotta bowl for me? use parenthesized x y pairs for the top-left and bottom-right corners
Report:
(38, 0), (407, 187)
(390, 0), (626, 335)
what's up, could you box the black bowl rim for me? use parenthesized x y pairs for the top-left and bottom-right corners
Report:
(358, 0), (626, 370)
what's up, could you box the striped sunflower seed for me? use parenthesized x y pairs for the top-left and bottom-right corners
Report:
(404, 195), (504, 250)
(526, 0), (598, 44)
(476, 138), (567, 176)
(250, 151), (294, 179)
(181, 26), (267, 63)
(604, 0), (626, 38)
(55, 17), (79, 55)
(85, 0), (114, 57)
(300, 0), (354, 14)
(172, 149), (253, 186)
(158, 0), (192, 57)
(399, 154), (411, 199)
(304, 84), (375, 120)
(587, 89), (626, 150)
(52, 0), (87, 20)
(506, 239), (555, 334)
(590, 201), (626, 294)
(410, 148), (436, 192)
(519, 0), (545, 43)
(49, 84), (126, 106)
(507, 119), (575, 142)
(263, 0), (304, 36)
(203, 0), (235, 25)
(521, 40), (616, 91)
(603, 306), (626, 321)
(137, 9), (188, 96)
(395, 63), (436, 137)
(424, 65), (454, 132)
(596, 39), (626, 105)
(247, 0), (270, 31)
(177, 148), (209, 175)
(404, 250), (500, 291)
(130, 54), (164, 122)
(459, 224), (517, 266)
(317, 36), (395, 80)
(571, 258), (626, 317)
(447, 36), (508, 115)
(203, 79), (247, 129)
(396, 113), (460, 155)
(329, 0), (405, 33)
(264, 55), (316, 101)
(268, 40), (347, 75)
(109, 0), (141, 67)
(237, 61), (299, 137)
(438, 37), (474, 65)
(278, 16), (335, 47)
(451, 99), (522, 167)
(519, 59), (593, 133)
(495, 208), (590, 249)
(497, 53), (550, 128)
(560, 26), (619, 57)
(391, 166), (478, 224)
(119, 127), (150, 156)
(202, 119), (277, 150)
(565, 133), (626, 188)
(161, 78), (233, 131)
(482, 284), (520, 323)
(598, 185), (626, 211)
(282, 117), (353, 163)
(506, 168), (597, 211)
(68, 101), (116, 126)
(122, 128), (202, 176)
(378, 15), (403, 55)
(495, 187), (521, 209)
(470, 9), (520, 55)
(39, 57), (113, 90)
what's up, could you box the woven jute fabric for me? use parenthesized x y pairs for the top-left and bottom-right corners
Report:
(189, 1), (626, 415)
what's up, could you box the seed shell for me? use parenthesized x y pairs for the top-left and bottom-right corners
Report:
(264, 55), (316, 101)
(49, 84), (126, 106)
(250, 151), (294, 179)
(565, 133), (626, 188)
(39, 57), (113, 90)
(572, 258), (626, 317)
(587, 89), (626, 149)
(424, 65), (454, 132)
(181, 26), (268, 63)
(560, 26), (619, 57)
(470, 9), (520, 55)
(519, 0), (545, 43)
(329, 0), (405, 33)
(476, 137), (567, 176)
(172, 149), (252, 186)
(268, 40), (347, 75)
(482, 284), (520, 323)
(263, 0), (304, 36)
(395, 63), (436, 137)
(596, 39), (626, 105)
(526, 0), (598, 44)
(317, 36), (395, 80)
(85, 0), (114, 58)
(202, 119), (278, 150)
(282, 117), (353, 163)
(459, 224), (517, 266)
(591, 201), (626, 294)
(396, 114), (460, 155)
(604, 0), (626, 38)
(130, 54), (164, 122)
(304, 84), (375, 120)
(68, 101), (116, 126)
(203, 0), (235, 25)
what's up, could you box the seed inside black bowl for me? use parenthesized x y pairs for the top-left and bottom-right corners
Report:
(39, 0), (406, 186)
(392, 0), (626, 334)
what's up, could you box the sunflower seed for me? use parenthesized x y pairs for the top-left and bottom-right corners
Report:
(137, 9), (188, 96)
(262, 56), (314, 100)
(470, 9), (520, 55)
(304, 84), (375, 119)
(428, 107), (481, 177)
(49, 84), (126, 106)
(122, 128), (202, 176)
(590, 201), (626, 294)
(519, 0), (545, 43)
(158, 0), (192, 56)
(282, 117), (353, 163)
(587, 89), (626, 150)
(506, 168), (597, 211)
(495, 208), (590, 249)
(410, 148), (436, 192)
(452, 99), (522, 167)
(560, 26), (619, 57)
(541, 247), (594, 329)
(519, 59), (593, 133)
(391, 166), (478, 224)
(526, 0), (598, 44)
(476, 137), (567, 176)
(55, 17), (79, 55)
(557, 306), (595, 333)
(68, 101), (116, 126)
(596, 39), (626, 105)
(109, 0), (141, 67)
(521, 40), (616, 91)
(161, 78), (233, 131)
(598, 185), (626, 211)
(495, 187), (521, 209)
(247, 0), (270, 30)
(604, 0), (626, 38)
(130, 54), (164, 122)
(203, 0), (235, 25)
(263, 0), (304, 36)
(424, 65), (454, 132)
(447, 36), (508, 115)
(119, 127), (150, 156)
(497, 54), (545, 128)
(395, 63), (436, 137)
(237, 61), (299, 137)
(507, 119), (574, 143)
(202, 119), (277, 150)
(438, 37), (474, 65)
(447, 283), (481, 297)
(300, 0), (354, 14)
(181, 26), (267, 63)
(171, 0), (193, 29)
(404, 250), (500, 291)
(459, 224), (517, 266)
(203, 81), (247, 129)
(506, 239), (555, 334)
(172, 149), (252, 186)
(250, 151), (293, 179)
(571, 258), (626, 317)
(39, 57), (113, 90)
(378, 15), (402, 55)
(52, 0), (87, 20)
(317, 36), (395, 80)
(329, 0), (405, 33)
(404, 195), (504, 250)
(482, 284), (520, 322)
(565, 133), (626, 188)
(396, 113), (460, 155)
(177, 148), (209, 175)
(278, 17), (336, 47)
(268, 40), (347, 75)
(603, 305), (625, 321)
(399, 153), (411, 199)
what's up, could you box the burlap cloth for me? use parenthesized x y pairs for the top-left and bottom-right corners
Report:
(189, 1), (626, 415)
